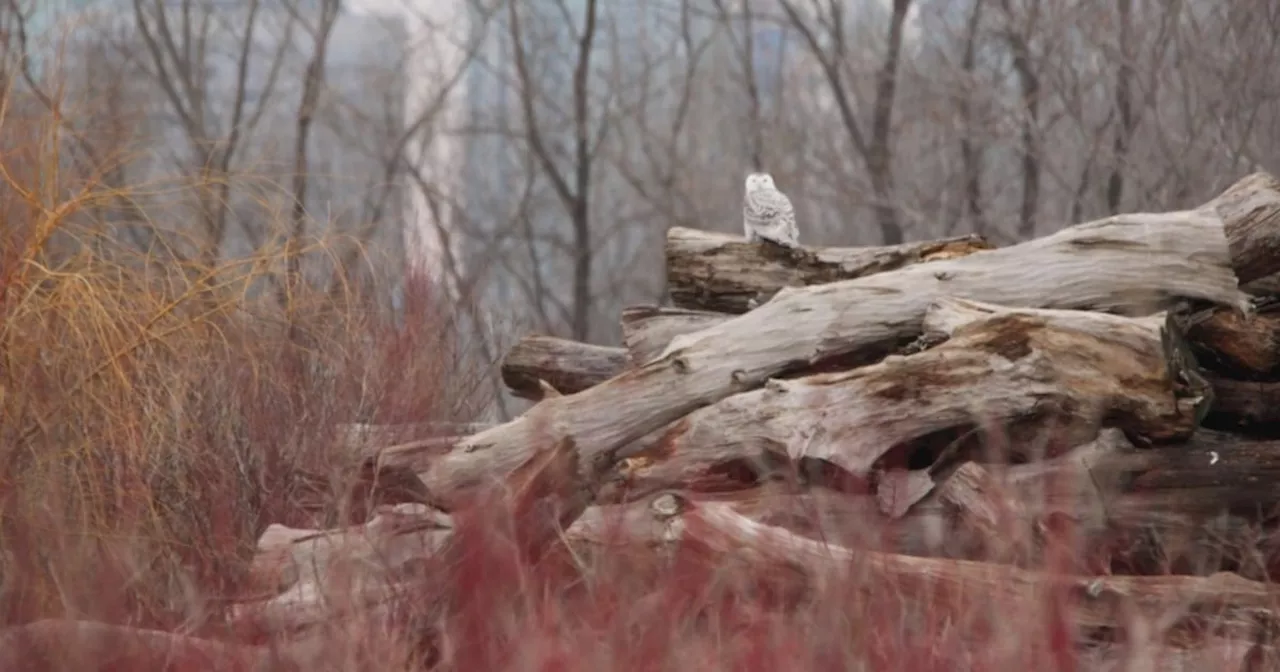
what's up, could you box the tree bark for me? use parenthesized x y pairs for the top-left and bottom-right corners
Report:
(1205, 376), (1280, 426)
(426, 173), (1280, 504)
(630, 300), (1201, 497)
(501, 335), (628, 401)
(669, 498), (1280, 634)
(621, 305), (728, 365)
(1187, 304), (1280, 376)
(616, 300), (1280, 385)
(665, 227), (992, 313)
(237, 434), (594, 635)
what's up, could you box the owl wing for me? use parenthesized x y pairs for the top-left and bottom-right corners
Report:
(744, 186), (794, 224)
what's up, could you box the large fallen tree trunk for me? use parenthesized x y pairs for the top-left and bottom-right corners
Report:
(500, 299), (1280, 405)
(619, 424), (1280, 575)
(237, 433), (596, 636)
(1187, 303), (1280, 376)
(667, 497), (1280, 637)
(620, 299), (1207, 503)
(666, 227), (994, 313)
(426, 173), (1280, 503)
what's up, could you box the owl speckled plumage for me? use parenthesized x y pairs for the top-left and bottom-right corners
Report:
(743, 172), (799, 248)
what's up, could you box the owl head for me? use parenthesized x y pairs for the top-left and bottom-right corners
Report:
(745, 172), (776, 192)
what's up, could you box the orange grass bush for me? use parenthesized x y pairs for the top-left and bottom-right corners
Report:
(0, 97), (492, 633)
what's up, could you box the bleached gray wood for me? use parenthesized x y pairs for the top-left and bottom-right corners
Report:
(666, 227), (994, 313)
(672, 498), (1280, 633)
(643, 299), (1195, 491)
(423, 174), (1280, 502)
(621, 306), (728, 365)
(501, 335), (629, 400)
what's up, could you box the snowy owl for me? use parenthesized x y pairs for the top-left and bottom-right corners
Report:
(743, 172), (799, 248)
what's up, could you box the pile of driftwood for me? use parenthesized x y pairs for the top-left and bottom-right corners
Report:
(18, 173), (1280, 669)
(257, 172), (1280, 666)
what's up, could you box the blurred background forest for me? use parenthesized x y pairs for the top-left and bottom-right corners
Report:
(4, 0), (1279, 421)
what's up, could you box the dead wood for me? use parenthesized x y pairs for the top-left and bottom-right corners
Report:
(335, 422), (494, 449)
(669, 497), (1280, 635)
(237, 434), (597, 636)
(665, 227), (994, 313)
(501, 335), (628, 401)
(235, 503), (454, 634)
(630, 300), (1199, 497)
(428, 173), (1280, 503)
(1208, 376), (1280, 426)
(1188, 306), (1280, 376)
(604, 299), (1280, 386)
(621, 305), (728, 365)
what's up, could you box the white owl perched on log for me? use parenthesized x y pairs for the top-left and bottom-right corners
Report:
(743, 172), (800, 248)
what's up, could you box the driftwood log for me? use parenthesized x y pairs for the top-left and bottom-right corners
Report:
(435, 173), (1280, 505)
(665, 227), (994, 313)
(667, 496), (1280, 634)
(625, 299), (1204, 498)
(500, 335), (629, 400)
(501, 300), (1280, 397)
(236, 432), (594, 636)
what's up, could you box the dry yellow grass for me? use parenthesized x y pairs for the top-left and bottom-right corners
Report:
(0, 92), (489, 631)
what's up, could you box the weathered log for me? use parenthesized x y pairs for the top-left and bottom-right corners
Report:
(1081, 638), (1260, 672)
(665, 227), (994, 313)
(618, 418), (1280, 576)
(238, 433), (596, 635)
(637, 299), (1201, 495)
(363, 436), (465, 472)
(236, 503), (454, 633)
(501, 335), (628, 401)
(669, 497), (1280, 634)
(617, 300), (1280, 384)
(497, 297), (1280, 412)
(621, 306), (728, 366)
(910, 427), (1280, 577)
(426, 173), (1280, 504)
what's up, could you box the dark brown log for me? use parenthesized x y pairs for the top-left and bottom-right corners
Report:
(1188, 306), (1280, 376)
(428, 173), (1280, 505)
(666, 227), (994, 313)
(501, 335), (628, 400)
(1208, 376), (1280, 425)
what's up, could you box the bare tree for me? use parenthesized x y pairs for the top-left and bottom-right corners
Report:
(280, 0), (339, 326)
(778, 0), (914, 244)
(507, 0), (604, 342)
(129, 0), (294, 264)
